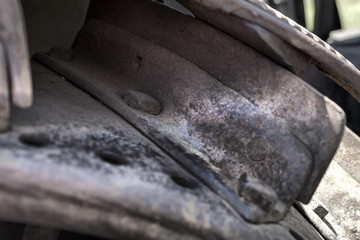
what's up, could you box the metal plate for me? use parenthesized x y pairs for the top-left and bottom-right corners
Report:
(35, 6), (344, 221)
(0, 61), (322, 240)
(82, 0), (345, 204)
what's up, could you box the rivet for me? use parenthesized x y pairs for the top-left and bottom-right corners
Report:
(123, 90), (162, 115)
(246, 136), (270, 162)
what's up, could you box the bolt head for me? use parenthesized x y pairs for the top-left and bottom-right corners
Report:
(123, 90), (162, 115)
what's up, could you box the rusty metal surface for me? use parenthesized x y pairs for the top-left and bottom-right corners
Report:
(168, 0), (350, 203)
(176, 0), (360, 105)
(0, 61), (323, 240)
(35, 3), (344, 222)
(84, 0), (345, 204)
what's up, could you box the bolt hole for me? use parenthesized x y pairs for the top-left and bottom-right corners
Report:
(19, 134), (52, 148)
(289, 230), (305, 240)
(96, 150), (129, 166)
(135, 56), (143, 70)
(170, 175), (199, 190)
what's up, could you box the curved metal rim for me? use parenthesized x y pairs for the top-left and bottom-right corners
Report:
(178, 0), (360, 103)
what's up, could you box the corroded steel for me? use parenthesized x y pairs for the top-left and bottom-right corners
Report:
(0, 0), (358, 237)
(0, 62), (323, 240)
(35, 0), (345, 222)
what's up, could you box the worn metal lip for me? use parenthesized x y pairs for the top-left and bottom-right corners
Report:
(33, 18), (331, 221)
(35, 51), (289, 224)
(83, 0), (346, 205)
(177, 0), (360, 103)
(29, 0), (345, 223)
(0, 62), (309, 240)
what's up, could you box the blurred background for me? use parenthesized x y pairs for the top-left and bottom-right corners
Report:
(304, 0), (360, 30)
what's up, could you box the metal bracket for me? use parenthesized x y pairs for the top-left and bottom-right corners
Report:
(0, 61), (323, 239)
(35, 0), (345, 222)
